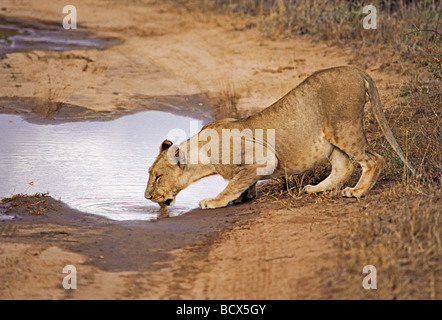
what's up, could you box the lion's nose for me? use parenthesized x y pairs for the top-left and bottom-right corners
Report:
(144, 190), (152, 200)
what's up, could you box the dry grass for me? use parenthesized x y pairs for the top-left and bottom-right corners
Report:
(330, 188), (441, 299)
(31, 73), (68, 119)
(209, 82), (242, 119)
(255, 177), (441, 299)
(363, 81), (441, 182)
(176, 1), (441, 68)
(1, 193), (50, 216)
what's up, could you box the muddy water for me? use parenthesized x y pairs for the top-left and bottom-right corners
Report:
(0, 111), (228, 221)
(0, 15), (118, 55)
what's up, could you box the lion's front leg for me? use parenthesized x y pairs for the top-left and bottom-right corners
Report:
(199, 169), (259, 209)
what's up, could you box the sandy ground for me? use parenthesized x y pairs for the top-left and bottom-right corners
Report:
(0, 0), (410, 300)
(1, 0), (401, 119)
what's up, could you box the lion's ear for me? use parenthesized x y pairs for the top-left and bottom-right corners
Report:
(159, 139), (173, 153)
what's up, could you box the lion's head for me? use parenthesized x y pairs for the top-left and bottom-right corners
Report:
(144, 139), (187, 207)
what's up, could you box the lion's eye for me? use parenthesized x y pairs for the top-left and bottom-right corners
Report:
(155, 175), (161, 183)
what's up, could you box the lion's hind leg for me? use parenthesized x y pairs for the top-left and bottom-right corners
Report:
(304, 148), (354, 194)
(341, 149), (384, 198)
(327, 127), (384, 198)
(233, 182), (257, 204)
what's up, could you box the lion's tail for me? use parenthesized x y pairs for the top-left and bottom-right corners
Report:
(361, 72), (420, 178)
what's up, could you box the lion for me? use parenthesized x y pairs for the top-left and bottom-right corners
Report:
(145, 66), (418, 209)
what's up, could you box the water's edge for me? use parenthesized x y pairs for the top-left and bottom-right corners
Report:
(0, 111), (227, 221)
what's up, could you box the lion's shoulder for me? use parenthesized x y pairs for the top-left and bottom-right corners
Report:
(201, 118), (237, 131)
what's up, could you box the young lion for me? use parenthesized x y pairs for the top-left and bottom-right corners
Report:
(145, 66), (418, 209)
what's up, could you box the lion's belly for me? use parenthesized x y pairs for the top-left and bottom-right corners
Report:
(275, 134), (333, 176)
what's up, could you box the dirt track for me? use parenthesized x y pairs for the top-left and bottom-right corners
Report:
(2, 0), (398, 119)
(0, 0), (411, 299)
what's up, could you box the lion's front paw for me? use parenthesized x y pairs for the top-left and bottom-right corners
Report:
(199, 198), (224, 209)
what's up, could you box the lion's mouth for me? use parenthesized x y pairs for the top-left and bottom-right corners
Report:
(158, 198), (173, 207)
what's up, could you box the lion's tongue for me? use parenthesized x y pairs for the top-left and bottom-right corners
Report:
(159, 202), (165, 208)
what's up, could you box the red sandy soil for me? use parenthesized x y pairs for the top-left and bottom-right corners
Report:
(0, 0), (416, 299)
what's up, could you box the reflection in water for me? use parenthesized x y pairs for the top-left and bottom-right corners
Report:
(0, 111), (228, 221)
